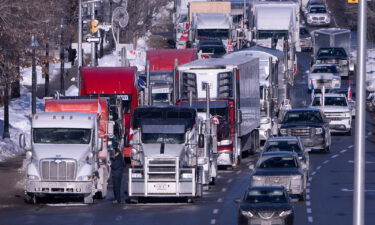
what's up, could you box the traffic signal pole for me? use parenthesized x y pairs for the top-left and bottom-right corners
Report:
(354, 0), (367, 224)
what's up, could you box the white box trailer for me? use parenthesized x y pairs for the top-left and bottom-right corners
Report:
(177, 57), (260, 164)
(312, 28), (351, 59)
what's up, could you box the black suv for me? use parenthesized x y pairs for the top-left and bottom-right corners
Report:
(278, 108), (331, 152)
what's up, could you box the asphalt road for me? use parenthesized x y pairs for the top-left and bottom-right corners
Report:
(1, 52), (375, 225)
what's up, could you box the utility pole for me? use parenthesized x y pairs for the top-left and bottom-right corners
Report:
(44, 42), (49, 97)
(91, 3), (96, 67)
(353, 0), (367, 224)
(31, 34), (39, 115)
(3, 82), (10, 139)
(60, 20), (65, 96)
(78, 0), (82, 89)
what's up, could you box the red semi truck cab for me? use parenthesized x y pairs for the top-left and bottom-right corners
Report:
(80, 67), (138, 158)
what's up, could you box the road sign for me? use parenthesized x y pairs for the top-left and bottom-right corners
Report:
(86, 36), (101, 43)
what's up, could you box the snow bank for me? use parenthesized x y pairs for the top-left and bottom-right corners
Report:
(20, 62), (72, 86)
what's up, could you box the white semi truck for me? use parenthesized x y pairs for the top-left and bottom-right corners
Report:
(20, 112), (108, 204)
(128, 106), (217, 201)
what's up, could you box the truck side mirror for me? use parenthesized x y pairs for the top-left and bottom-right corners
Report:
(198, 134), (205, 148)
(98, 138), (103, 151)
(19, 134), (26, 149)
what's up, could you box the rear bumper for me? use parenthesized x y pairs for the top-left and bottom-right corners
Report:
(26, 181), (92, 194)
(217, 152), (233, 166)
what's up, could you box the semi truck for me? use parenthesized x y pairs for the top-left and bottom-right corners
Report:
(176, 57), (260, 166)
(311, 28), (354, 77)
(128, 106), (215, 201)
(80, 67), (139, 159)
(224, 45), (286, 143)
(144, 49), (198, 105)
(20, 112), (108, 204)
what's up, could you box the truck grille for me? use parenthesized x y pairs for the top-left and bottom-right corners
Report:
(291, 128), (311, 137)
(147, 158), (178, 181)
(40, 159), (76, 181)
(325, 112), (346, 120)
(265, 176), (290, 189)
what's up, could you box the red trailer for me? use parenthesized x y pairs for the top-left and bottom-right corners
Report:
(80, 67), (138, 158)
(146, 49), (198, 71)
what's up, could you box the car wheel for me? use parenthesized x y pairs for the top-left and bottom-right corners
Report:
(299, 190), (307, 201)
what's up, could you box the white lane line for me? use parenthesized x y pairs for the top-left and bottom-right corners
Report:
(306, 201), (311, 206)
(213, 209), (219, 214)
(306, 188), (310, 193)
(308, 216), (314, 223)
(236, 170), (242, 175)
(308, 177), (313, 182)
(306, 194), (310, 200)
(210, 219), (216, 224)
(47, 203), (87, 207)
(331, 154), (339, 159)
(227, 178), (233, 184)
(217, 175), (222, 179)
(221, 188), (227, 192)
(307, 182), (311, 187)
(323, 160), (330, 164)
(348, 145), (354, 148)
(217, 198), (223, 203)
(340, 149), (347, 153)
(307, 208), (312, 214)
(311, 171), (316, 176)
(316, 166), (322, 170)
(342, 188), (375, 192)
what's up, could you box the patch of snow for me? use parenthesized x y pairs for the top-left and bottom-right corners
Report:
(65, 85), (79, 96)
(98, 53), (121, 67)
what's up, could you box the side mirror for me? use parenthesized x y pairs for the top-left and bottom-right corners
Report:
(198, 134), (205, 148)
(249, 164), (255, 170)
(26, 150), (32, 160)
(98, 137), (103, 151)
(237, 109), (242, 124)
(19, 134), (26, 149)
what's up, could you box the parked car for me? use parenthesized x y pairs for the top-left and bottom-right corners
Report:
(249, 151), (307, 201)
(304, 4), (331, 26)
(300, 26), (312, 52)
(310, 93), (352, 135)
(279, 108), (331, 152)
(262, 136), (310, 171)
(307, 63), (341, 91)
(328, 88), (355, 117)
(237, 186), (294, 225)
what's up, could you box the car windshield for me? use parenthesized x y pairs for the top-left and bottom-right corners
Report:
(265, 141), (302, 154)
(257, 30), (288, 39)
(259, 156), (298, 169)
(312, 66), (338, 73)
(33, 128), (91, 144)
(312, 96), (347, 106)
(244, 190), (288, 204)
(309, 7), (327, 13)
(142, 133), (185, 144)
(283, 111), (323, 123)
(317, 48), (347, 57)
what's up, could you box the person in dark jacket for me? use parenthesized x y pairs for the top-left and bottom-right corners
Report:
(111, 149), (124, 204)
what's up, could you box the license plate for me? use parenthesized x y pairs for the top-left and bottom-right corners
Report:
(261, 220), (272, 225)
(155, 183), (169, 190)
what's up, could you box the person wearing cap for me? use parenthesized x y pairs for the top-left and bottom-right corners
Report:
(110, 148), (124, 204)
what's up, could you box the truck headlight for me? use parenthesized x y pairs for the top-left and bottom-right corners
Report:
(252, 176), (262, 181)
(280, 128), (287, 135)
(279, 209), (293, 217)
(77, 175), (92, 181)
(181, 173), (193, 179)
(218, 140), (232, 146)
(27, 175), (40, 181)
(315, 127), (323, 134)
(241, 210), (254, 217)
(131, 173), (143, 179)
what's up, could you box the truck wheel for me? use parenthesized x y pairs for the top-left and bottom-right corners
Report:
(299, 190), (307, 201)
(84, 194), (94, 204)
(25, 194), (37, 204)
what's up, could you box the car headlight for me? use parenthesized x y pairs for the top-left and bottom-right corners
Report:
(218, 139), (232, 146)
(280, 128), (287, 135)
(131, 173), (143, 179)
(315, 127), (323, 134)
(27, 174), (40, 181)
(252, 176), (262, 181)
(77, 175), (93, 181)
(325, 17), (330, 23)
(181, 173), (193, 179)
(315, 60), (322, 64)
(241, 210), (254, 217)
(340, 60), (348, 65)
(279, 210), (293, 217)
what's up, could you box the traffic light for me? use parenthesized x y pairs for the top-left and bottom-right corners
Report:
(91, 20), (99, 33)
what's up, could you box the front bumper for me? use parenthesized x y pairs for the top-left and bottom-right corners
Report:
(329, 118), (351, 132)
(299, 136), (326, 151)
(307, 19), (330, 26)
(26, 181), (93, 194)
(238, 215), (292, 225)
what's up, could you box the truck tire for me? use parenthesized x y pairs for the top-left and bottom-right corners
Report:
(299, 190), (307, 202)
(84, 194), (94, 204)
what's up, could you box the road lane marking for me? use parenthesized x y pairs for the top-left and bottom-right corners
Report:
(210, 219), (216, 224)
(213, 209), (219, 214)
(217, 198), (223, 203)
(348, 145), (354, 148)
(340, 149), (347, 153)
(311, 171), (316, 176)
(47, 203), (87, 207)
(227, 178), (233, 184)
(307, 208), (312, 214)
(323, 160), (330, 164)
(306, 201), (311, 206)
(307, 182), (311, 187)
(331, 154), (339, 159)
(236, 170), (242, 175)
(306, 188), (310, 193)
(308, 216), (314, 223)
(217, 175), (222, 179)
(306, 194), (310, 200)
(316, 166), (322, 170)
(221, 188), (227, 192)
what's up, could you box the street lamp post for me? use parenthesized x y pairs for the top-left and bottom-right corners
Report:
(59, 20), (65, 95)
(30, 34), (39, 115)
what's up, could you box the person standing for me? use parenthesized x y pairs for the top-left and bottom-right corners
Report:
(111, 149), (124, 204)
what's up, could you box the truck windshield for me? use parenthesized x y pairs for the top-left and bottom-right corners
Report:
(244, 190), (287, 204)
(309, 7), (327, 13)
(33, 128), (91, 144)
(259, 156), (298, 169)
(312, 66), (338, 73)
(312, 96), (347, 106)
(317, 48), (347, 57)
(257, 30), (288, 40)
(142, 133), (185, 144)
(283, 111), (323, 123)
(197, 29), (229, 39)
